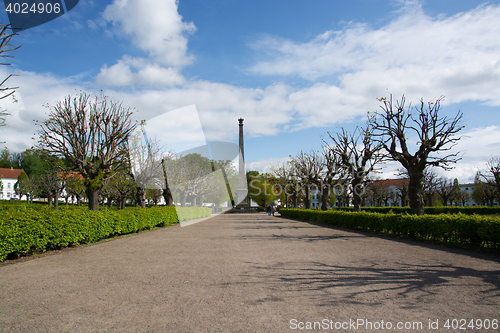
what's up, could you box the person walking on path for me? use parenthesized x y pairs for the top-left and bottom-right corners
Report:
(266, 205), (271, 216)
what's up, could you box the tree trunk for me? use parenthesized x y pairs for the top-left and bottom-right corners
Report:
(86, 188), (100, 211)
(352, 177), (362, 212)
(426, 193), (434, 207)
(304, 185), (310, 209)
(76, 195), (81, 207)
(107, 197), (113, 208)
(408, 170), (425, 215)
(180, 191), (186, 207)
(321, 186), (330, 211)
(162, 188), (173, 206)
(54, 191), (59, 210)
(136, 187), (146, 208)
(292, 192), (298, 207)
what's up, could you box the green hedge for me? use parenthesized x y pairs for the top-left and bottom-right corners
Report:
(280, 208), (500, 252)
(0, 204), (211, 262)
(333, 206), (500, 215)
(176, 206), (212, 221)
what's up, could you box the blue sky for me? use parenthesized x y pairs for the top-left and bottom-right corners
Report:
(0, 0), (499, 182)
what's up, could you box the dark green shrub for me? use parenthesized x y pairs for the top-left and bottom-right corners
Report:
(280, 208), (500, 252)
(332, 206), (500, 215)
(0, 203), (211, 261)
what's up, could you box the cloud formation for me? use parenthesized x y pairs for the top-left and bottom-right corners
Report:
(96, 0), (195, 86)
(102, 0), (195, 67)
(249, 3), (500, 106)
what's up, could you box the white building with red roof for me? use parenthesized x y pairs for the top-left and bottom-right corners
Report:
(0, 167), (26, 200)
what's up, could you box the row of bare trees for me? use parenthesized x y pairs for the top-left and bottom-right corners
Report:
(268, 94), (469, 215)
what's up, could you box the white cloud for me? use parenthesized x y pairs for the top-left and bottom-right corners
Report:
(0, 68), (83, 152)
(102, 0), (195, 67)
(96, 56), (186, 87)
(96, 0), (194, 87)
(249, 3), (500, 107)
(369, 125), (500, 183)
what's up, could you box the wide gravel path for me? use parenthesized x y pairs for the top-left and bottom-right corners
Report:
(1, 213), (499, 332)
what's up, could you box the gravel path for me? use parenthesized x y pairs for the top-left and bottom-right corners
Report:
(1, 213), (499, 332)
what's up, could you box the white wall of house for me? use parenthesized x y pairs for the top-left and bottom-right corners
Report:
(0, 177), (27, 200)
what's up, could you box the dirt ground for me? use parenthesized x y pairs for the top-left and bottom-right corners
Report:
(1, 213), (499, 332)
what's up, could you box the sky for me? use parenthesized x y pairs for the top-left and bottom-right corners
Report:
(0, 0), (499, 183)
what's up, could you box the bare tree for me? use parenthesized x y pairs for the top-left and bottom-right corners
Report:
(394, 179), (409, 207)
(435, 177), (457, 207)
(473, 171), (498, 206)
(370, 95), (464, 215)
(37, 92), (137, 211)
(422, 168), (439, 207)
(127, 130), (165, 208)
(0, 24), (20, 127)
(326, 126), (385, 212)
(292, 151), (323, 209)
(269, 160), (304, 208)
(482, 157), (500, 203)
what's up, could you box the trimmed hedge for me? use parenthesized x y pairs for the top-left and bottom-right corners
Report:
(280, 208), (500, 252)
(0, 204), (211, 262)
(334, 206), (500, 215)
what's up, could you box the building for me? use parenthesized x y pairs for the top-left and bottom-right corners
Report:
(366, 178), (410, 207)
(0, 167), (26, 200)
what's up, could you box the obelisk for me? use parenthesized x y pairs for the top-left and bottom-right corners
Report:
(235, 118), (249, 208)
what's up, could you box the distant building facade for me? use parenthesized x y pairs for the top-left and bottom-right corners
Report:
(0, 167), (26, 200)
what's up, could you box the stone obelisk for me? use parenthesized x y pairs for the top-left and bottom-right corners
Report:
(235, 118), (250, 209)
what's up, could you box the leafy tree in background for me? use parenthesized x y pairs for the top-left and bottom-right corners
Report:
(20, 149), (46, 178)
(451, 178), (462, 206)
(247, 171), (274, 208)
(14, 171), (30, 202)
(370, 95), (464, 215)
(36, 156), (65, 209)
(203, 159), (236, 208)
(101, 170), (136, 209)
(472, 172), (497, 206)
(146, 188), (162, 206)
(65, 173), (85, 206)
(0, 148), (11, 168)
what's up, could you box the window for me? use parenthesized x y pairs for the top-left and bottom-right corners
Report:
(7, 183), (10, 189)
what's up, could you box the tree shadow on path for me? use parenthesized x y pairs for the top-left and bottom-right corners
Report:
(241, 261), (500, 308)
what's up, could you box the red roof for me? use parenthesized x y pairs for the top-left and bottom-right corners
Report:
(58, 171), (83, 180)
(373, 178), (410, 187)
(0, 168), (25, 180)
